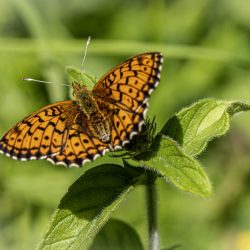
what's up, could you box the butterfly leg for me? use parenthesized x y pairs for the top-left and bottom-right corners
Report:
(108, 143), (114, 151)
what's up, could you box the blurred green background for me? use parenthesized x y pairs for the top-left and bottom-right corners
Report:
(0, 0), (250, 249)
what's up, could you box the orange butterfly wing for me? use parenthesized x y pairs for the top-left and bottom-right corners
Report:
(93, 52), (163, 149)
(0, 101), (78, 161)
(46, 115), (109, 167)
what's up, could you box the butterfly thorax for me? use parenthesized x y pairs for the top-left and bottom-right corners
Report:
(72, 82), (111, 143)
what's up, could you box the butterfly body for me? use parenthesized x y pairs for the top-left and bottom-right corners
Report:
(0, 52), (163, 167)
(73, 82), (111, 143)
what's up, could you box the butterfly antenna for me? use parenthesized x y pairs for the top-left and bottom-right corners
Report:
(23, 78), (70, 87)
(81, 35), (91, 73)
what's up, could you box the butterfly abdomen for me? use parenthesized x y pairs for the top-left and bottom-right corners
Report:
(87, 114), (111, 143)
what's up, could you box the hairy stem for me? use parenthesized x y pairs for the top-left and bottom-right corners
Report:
(146, 171), (158, 250)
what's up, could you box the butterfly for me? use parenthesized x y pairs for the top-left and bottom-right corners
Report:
(0, 52), (163, 167)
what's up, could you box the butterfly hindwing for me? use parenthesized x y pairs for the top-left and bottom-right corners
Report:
(110, 102), (148, 149)
(47, 116), (110, 167)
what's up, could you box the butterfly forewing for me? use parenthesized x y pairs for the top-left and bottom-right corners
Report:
(93, 52), (163, 110)
(0, 101), (77, 160)
(0, 52), (163, 167)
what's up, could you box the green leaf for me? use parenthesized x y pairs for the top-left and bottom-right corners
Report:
(127, 136), (212, 197)
(161, 99), (250, 156)
(66, 66), (96, 90)
(89, 219), (144, 250)
(37, 164), (142, 250)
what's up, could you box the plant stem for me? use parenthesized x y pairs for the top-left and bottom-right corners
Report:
(146, 171), (158, 250)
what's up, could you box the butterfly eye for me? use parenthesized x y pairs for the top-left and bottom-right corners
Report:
(87, 102), (92, 108)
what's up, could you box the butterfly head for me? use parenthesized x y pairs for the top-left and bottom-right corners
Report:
(72, 82), (88, 99)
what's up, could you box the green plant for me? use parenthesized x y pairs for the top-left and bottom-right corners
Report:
(35, 68), (250, 250)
